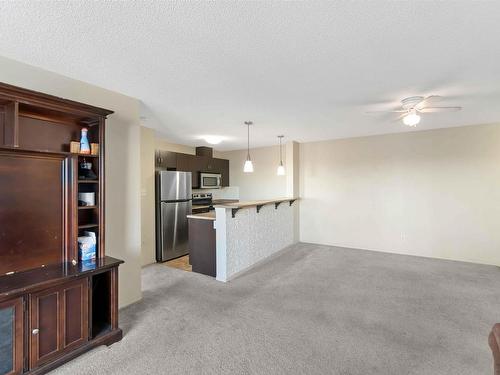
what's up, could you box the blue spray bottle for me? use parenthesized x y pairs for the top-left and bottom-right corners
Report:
(80, 127), (91, 154)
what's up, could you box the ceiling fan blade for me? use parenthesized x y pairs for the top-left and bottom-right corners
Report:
(424, 95), (442, 103)
(413, 95), (441, 109)
(365, 110), (407, 114)
(418, 106), (462, 113)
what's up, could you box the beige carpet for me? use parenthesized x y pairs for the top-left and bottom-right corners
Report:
(51, 243), (499, 374)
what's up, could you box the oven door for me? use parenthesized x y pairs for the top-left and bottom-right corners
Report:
(200, 173), (221, 189)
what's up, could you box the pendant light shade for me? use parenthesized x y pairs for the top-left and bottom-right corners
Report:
(244, 159), (254, 173)
(243, 121), (254, 173)
(277, 164), (285, 176)
(276, 135), (285, 176)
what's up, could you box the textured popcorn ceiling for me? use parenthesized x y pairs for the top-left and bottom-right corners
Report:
(0, 1), (499, 150)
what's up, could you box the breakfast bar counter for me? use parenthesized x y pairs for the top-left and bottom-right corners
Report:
(187, 198), (298, 281)
(214, 197), (298, 282)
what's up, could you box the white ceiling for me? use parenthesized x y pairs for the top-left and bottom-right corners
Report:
(1, 1), (500, 150)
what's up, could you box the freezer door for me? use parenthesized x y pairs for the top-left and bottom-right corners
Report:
(157, 200), (192, 261)
(159, 171), (192, 201)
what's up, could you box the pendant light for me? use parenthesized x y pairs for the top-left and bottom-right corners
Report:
(277, 135), (285, 176)
(243, 121), (254, 173)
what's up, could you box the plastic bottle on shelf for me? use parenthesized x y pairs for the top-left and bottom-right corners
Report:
(80, 127), (91, 154)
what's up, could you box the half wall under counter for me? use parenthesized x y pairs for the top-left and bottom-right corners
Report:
(214, 198), (298, 282)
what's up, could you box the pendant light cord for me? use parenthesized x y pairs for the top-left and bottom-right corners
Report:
(278, 135), (284, 165)
(245, 121), (252, 160)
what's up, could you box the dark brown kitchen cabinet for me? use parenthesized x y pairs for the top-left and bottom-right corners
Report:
(0, 297), (23, 375)
(213, 158), (229, 187)
(29, 278), (88, 369)
(155, 150), (176, 170)
(156, 150), (230, 188)
(176, 153), (198, 187)
(188, 218), (216, 277)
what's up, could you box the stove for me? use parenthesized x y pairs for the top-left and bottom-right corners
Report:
(192, 193), (213, 213)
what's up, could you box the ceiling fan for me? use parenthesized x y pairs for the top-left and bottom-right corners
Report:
(366, 96), (462, 127)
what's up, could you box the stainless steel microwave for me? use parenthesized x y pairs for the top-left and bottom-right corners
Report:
(200, 172), (222, 189)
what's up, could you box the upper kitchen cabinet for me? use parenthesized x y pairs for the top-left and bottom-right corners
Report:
(155, 147), (230, 188)
(213, 158), (229, 187)
(176, 153), (199, 187)
(155, 150), (177, 170)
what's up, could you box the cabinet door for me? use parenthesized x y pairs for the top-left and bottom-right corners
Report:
(30, 278), (88, 369)
(177, 154), (199, 187)
(0, 298), (23, 375)
(156, 151), (176, 170)
(213, 158), (229, 187)
(62, 279), (88, 350)
(30, 287), (61, 368)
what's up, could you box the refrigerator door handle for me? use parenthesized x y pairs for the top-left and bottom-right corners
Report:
(159, 206), (165, 256)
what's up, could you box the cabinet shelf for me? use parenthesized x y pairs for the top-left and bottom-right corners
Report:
(0, 146), (72, 157)
(75, 154), (99, 158)
(78, 206), (98, 210)
(78, 223), (99, 229)
(78, 180), (99, 184)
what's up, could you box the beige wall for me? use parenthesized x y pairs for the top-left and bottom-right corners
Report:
(300, 123), (500, 266)
(0, 56), (142, 307)
(140, 127), (156, 266)
(286, 141), (300, 242)
(219, 145), (288, 200)
(155, 138), (195, 155)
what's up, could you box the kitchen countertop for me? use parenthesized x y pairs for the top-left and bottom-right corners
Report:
(187, 211), (216, 221)
(212, 199), (239, 204)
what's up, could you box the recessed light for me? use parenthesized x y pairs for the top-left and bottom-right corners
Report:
(203, 136), (223, 145)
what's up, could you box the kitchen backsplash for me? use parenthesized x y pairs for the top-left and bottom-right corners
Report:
(192, 186), (239, 200)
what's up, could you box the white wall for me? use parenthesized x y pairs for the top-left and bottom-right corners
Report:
(219, 145), (288, 200)
(0, 56), (142, 307)
(300, 123), (500, 266)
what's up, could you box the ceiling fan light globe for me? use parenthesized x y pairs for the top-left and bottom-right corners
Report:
(403, 112), (420, 127)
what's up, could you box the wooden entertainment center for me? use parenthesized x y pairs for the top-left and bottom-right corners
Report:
(0, 83), (123, 375)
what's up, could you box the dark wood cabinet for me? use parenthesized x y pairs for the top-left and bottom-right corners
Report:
(0, 82), (123, 375)
(0, 297), (23, 375)
(155, 150), (230, 188)
(155, 150), (176, 170)
(188, 218), (216, 277)
(29, 278), (88, 369)
(29, 287), (62, 368)
(213, 158), (230, 187)
(62, 279), (88, 349)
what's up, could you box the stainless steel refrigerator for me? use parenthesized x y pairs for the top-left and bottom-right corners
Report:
(155, 171), (192, 262)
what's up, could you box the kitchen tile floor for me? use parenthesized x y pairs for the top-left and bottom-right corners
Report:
(165, 255), (192, 272)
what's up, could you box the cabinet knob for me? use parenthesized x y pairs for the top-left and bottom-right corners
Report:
(32, 328), (39, 335)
